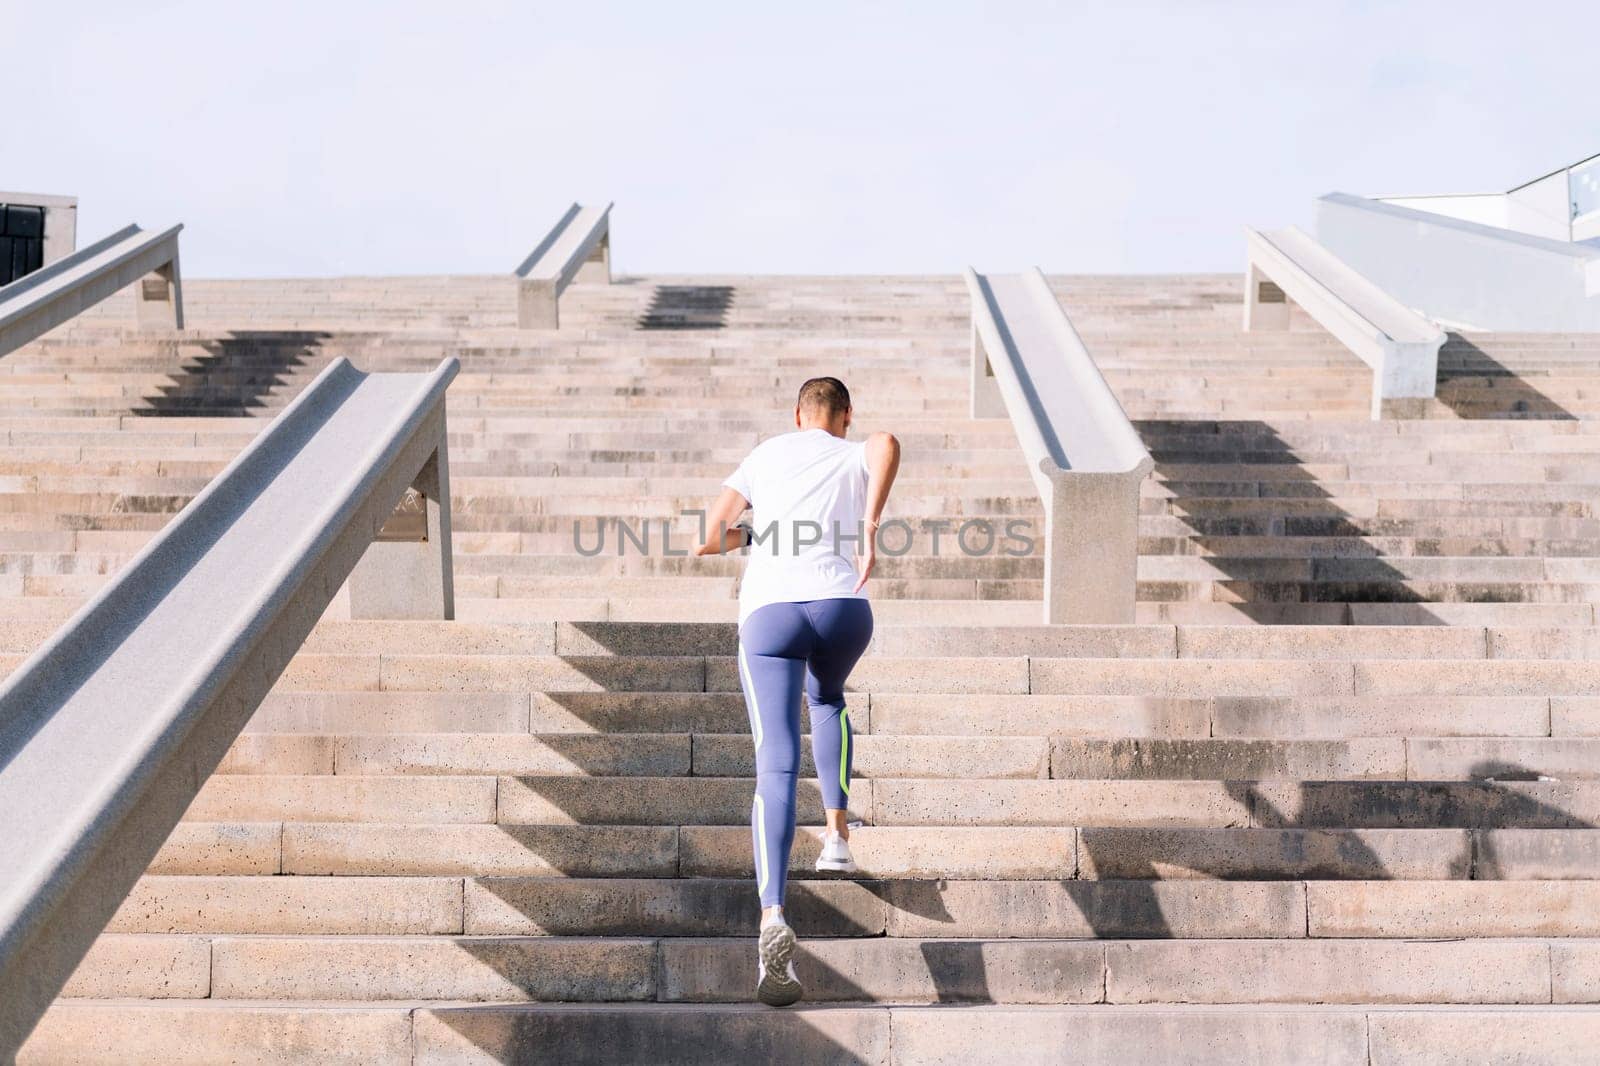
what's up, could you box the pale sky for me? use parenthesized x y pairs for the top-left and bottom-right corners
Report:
(11, 1), (1598, 278)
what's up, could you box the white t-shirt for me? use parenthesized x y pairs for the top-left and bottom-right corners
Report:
(723, 428), (870, 627)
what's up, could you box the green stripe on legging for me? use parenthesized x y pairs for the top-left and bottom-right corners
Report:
(839, 708), (851, 796)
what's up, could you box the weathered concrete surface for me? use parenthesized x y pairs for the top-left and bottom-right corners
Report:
(890, 1006), (1369, 1066)
(283, 823), (679, 877)
(188, 774), (496, 823)
(107, 875), (462, 935)
(464, 877), (887, 937)
(659, 937), (1105, 1004)
(678, 825), (1076, 880)
(144, 822), (282, 875)
(881, 879), (1305, 938)
(1367, 1009), (1600, 1066)
(22, 1002), (413, 1065)
(210, 935), (656, 1001)
(1078, 826), (1473, 880)
(1309, 880), (1600, 936)
(496, 775), (842, 825)
(1108, 940), (1549, 1004)
(414, 1005), (890, 1066)
(58, 934), (210, 998)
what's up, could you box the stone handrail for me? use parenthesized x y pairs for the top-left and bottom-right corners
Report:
(0, 355), (459, 1057)
(513, 202), (613, 328)
(966, 267), (1153, 624)
(0, 223), (183, 354)
(1244, 225), (1446, 419)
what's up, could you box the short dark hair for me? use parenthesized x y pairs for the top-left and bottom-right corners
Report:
(797, 376), (851, 417)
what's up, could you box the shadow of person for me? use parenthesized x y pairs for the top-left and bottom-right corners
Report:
(1068, 777), (1410, 947)
(1462, 760), (1596, 880)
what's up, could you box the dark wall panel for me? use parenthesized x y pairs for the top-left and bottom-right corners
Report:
(0, 203), (49, 286)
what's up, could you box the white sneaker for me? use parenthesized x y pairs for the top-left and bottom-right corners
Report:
(756, 916), (803, 1007)
(815, 830), (857, 873)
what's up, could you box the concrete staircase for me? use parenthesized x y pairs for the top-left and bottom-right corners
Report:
(7, 274), (1600, 1063)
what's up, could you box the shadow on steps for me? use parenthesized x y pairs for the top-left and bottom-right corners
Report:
(1435, 335), (1578, 421)
(1073, 763), (1586, 942)
(131, 331), (329, 417)
(1136, 419), (1442, 623)
(637, 286), (735, 330)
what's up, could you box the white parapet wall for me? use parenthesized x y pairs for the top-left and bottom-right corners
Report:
(1316, 192), (1600, 332)
(1379, 171), (1572, 243)
(1377, 153), (1600, 243)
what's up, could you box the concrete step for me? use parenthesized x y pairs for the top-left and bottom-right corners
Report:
(185, 774), (498, 823)
(280, 823), (1075, 879)
(873, 693), (1550, 739)
(108, 875), (1319, 938)
(25, 1001), (1600, 1066)
(303, 732), (1047, 779)
(162, 650), (1600, 702)
(246, 690), (752, 735)
(1308, 880), (1600, 937)
(1137, 602), (1598, 626)
(659, 936), (1563, 1005)
(527, 621), (1600, 661)
(181, 773), (1600, 830)
(1247, 781), (1600, 828)
(150, 822), (1600, 881)
(59, 933), (1582, 1006)
(1047, 738), (1404, 779)
(111, 875), (463, 934)
(873, 779), (1600, 827)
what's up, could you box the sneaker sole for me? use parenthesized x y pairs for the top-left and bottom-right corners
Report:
(756, 923), (803, 1007)
(815, 857), (858, 873)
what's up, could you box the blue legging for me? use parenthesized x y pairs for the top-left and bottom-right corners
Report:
(737, 597), (874, 907)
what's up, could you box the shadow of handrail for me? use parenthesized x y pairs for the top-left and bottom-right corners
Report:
(132, 331), (328, 417)
(1434, 334), (1578, 421)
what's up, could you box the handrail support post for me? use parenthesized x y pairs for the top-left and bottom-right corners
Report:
(574, 229), (611, 284)
(346, 408), (456, 620)
(1243, 262), (1289, 330)
(1043, 465), (1148, 625)
(970, 319), (1006, 418)
(133, 255), (183, 330)
(517, 279), (560, 329)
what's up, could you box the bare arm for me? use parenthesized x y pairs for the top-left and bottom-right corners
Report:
(692, 487), (750, 556)
(854, 431), (901, 591)
(863, 431), (901, 529)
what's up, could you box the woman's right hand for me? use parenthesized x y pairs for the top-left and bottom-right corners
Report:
(853, 526), (877, 592)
